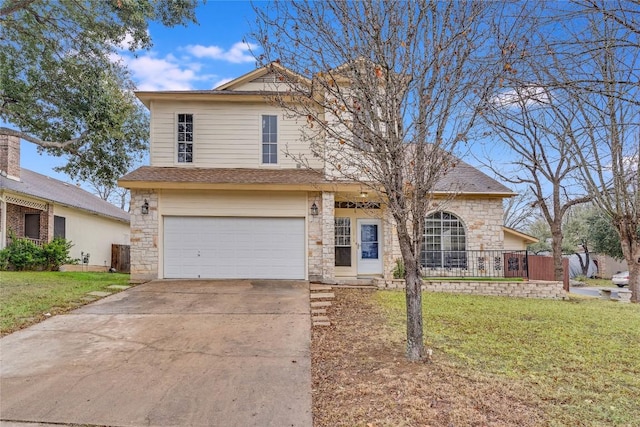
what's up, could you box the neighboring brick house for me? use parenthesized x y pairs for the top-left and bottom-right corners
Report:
(0, 135), (130, 269)
(119, 64), (531, 283)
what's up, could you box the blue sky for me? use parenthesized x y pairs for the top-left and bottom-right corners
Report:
(22, 1), (261, 183)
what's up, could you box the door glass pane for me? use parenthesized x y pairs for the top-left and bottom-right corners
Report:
(360, 224), (378, 259)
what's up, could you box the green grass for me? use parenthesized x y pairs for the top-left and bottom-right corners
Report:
(0, 271), (130, 335)
(376, 291), (640, 426)
(582, 277), (616, 287)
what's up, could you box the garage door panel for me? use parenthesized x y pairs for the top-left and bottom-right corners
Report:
(164, 217), (305, 279)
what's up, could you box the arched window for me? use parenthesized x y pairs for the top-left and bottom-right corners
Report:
(421, 212), (467, 269)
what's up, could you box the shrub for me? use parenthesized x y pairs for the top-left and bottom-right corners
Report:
(1, 238), (43, 271)
(392, 258), (405, 279)
(0, 237), (74, 271)
(41, 238), (74, 271)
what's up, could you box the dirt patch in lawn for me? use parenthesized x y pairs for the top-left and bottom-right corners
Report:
(312, 289), (546, 427)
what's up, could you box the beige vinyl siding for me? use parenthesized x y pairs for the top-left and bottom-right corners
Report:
(149, 101), (321, 169)
(160, 190), (308, 217)
(53, 205), (130, 268)
(503, 231), (527, 251)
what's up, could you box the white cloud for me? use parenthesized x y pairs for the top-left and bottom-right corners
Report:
(112, 51), (216, 91)
(492, 86), (550, 109)
(212, 77), (234, 89)
(186, 41), (257, 64)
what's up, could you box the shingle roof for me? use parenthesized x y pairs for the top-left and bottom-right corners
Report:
(119, 167), (330, 185)
(119, 164), (513, 195)
(1, 169), (130, 222)
(435, 159), (514, 194)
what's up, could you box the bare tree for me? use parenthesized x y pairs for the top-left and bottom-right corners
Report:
(86, 179), (130, 211)
(481, 81), (592, 281)
(546, 1), (640, 301)
(502, 193), (538, 231)
(253, 0), (525, 359)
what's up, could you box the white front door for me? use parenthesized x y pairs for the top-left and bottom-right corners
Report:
(357, 219), (382, 275)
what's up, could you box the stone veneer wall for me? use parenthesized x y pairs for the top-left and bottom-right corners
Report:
(376, 279), (566, 299)
(383, 197), (506, 279)
(129, 189), (158, 283)
(307, 192), (323, 281)
(321, 192), (335, 282)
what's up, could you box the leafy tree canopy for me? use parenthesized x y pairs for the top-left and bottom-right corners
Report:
(0, 0), (199, 186)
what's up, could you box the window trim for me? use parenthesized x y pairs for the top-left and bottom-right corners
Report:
(176, 113), (194, 164)
(260, 114), (279, 165)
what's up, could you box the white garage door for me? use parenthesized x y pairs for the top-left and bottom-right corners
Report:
(163, 217), (305, 279)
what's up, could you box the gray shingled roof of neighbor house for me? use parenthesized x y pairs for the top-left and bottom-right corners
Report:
(1, 169), (130, 222)
(119, 159), (513, 195)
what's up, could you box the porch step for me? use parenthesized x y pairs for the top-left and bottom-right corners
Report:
(310, 292), (335, 299)
(311, 301), (332, 308)
(310, 284), (336, 328)
(310, 284), (333, 291)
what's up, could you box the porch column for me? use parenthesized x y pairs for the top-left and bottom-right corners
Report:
(321, 191), (335, 282)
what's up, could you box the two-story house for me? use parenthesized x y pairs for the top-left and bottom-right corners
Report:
(119, 64), (530, 283)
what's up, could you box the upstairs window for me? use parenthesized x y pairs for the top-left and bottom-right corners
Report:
(177, 113), (193, 163)
(262, 115), (278, 164)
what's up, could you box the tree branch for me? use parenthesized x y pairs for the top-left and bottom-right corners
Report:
(0, 127), (83, 152)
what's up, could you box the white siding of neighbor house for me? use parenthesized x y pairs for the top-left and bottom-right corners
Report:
(53, 205), (130, 268)
(149, 101), (322, 169)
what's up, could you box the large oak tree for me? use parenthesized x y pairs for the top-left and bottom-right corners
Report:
(0, 0), (199, 186)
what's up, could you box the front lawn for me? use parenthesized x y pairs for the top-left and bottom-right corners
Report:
(377, 292), (640, 426)
(0, 271), (130, 335)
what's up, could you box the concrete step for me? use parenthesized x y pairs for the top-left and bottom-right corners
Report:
(310, 284), (333, 291)
(313, 321), (331, 327)
(310, 292), (335, 299)
(312, 315), (329, 322)
(311, 301), (332, 308)
(311, 308), (327, 315)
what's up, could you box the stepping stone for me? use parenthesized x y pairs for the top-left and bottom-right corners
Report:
(107, 285), (131, 290)
(80, 296), (98, 302)
(312, 315), (329, 322)
(310, 284), (333, 291)
(313, 321), (331, 327)
(311, 301), (332, 308)
(310, 292), (335, 299)
(311, 308), (327, 314)
(87, 291), (112, 297)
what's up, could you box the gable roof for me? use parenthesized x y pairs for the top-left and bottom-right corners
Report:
(1, 169), (130, 223)
(215, 62), (311, 91)
(503, 226), (539, 244)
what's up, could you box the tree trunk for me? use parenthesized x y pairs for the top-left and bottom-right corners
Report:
(619, 231), (640, 303)
(396, 225), (425, 361)
(550, 222), (564, 282)
(404, 262), (425, 361)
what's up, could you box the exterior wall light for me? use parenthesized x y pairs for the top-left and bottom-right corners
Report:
(310, 202), (319, 216)
(360, 191), (368, 198)
(141, 199), (149, 215)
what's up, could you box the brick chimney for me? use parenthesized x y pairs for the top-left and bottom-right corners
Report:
(0, 134), (20, 180)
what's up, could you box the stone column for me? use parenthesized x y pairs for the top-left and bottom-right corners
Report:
(307, 192), (323, 281)
(321, 192), (335, 282)
(129, 189), (159, 283)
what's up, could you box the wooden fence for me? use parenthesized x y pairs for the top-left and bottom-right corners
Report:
(111, 244), (130, 273)
(527, 255), (569, 291)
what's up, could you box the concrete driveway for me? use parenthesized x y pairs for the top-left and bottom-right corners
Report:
(0, 280), (311, 427)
